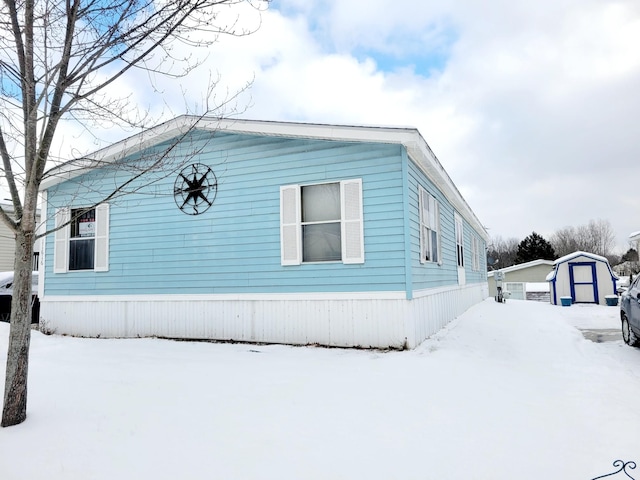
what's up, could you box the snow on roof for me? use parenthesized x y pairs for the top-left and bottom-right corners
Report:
(630, 231), (640, 241)
(487, 259), (554, 277)
(552, 251), (609, 265)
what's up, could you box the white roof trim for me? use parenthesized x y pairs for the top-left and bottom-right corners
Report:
(630, 231), (640, 242)
(42, 115), (488, 240)
(552, 250), (610, 265)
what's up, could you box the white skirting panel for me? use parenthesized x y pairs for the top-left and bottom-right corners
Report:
(406, 282), (489, 348)
(40, 284), (488, 349)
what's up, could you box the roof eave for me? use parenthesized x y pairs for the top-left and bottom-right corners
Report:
(41, 116), (489, 240)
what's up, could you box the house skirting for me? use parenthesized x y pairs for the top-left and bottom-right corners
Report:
(39, 283), (487, 349)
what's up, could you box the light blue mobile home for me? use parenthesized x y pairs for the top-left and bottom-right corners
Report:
(39, 117), (488, 349)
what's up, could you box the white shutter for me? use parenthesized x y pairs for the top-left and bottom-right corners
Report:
(94, 203), (110, 272)
(418, 186), (426, 264)
(435, 200), (442, 265)
(341, 179), (364, 264)
(280, 185), (301, 266)
(53, 208), (69, 273)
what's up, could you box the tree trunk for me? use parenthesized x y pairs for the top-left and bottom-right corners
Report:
(1, 230), (34, 427)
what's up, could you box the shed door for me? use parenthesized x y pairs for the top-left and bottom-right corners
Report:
(568, 262), (598, 303)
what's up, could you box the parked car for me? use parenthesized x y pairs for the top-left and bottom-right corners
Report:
(0, 271), (39, 323)
(621, 275), (640, 347)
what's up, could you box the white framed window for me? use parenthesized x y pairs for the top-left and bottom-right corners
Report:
(280, 179), (364, 265)
(455, 213), (464, 268)
(471, 235), (480, 271)
(54, 204), (110, 273)
(419, 186), (441, 264)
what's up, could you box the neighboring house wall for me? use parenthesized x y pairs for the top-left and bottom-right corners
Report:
(0, 219), (16, 271)
(0, 204), (41, 271)
(487, 260), (554, 298)
(40, 119), (489, 349)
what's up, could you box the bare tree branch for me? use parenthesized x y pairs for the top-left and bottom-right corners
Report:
(1, 0), (269, 427)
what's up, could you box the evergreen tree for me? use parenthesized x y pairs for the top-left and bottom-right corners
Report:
(621, 248), (639, 262)
(515, 232), (557, 263)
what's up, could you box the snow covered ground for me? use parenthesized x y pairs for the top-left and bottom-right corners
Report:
(1, 298), (639, 480)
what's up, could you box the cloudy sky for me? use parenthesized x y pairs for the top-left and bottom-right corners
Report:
(57, 0), (640, 252)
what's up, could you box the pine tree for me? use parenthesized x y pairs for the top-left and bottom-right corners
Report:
(515, 232), (556, 263)
(621, 248), (639, 262)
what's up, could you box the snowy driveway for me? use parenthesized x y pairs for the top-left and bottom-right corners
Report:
(1, 298), (639, 480)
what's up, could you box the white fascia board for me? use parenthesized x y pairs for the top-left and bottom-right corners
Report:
(41, 116), (418, 190)
(41, 116), (199, 190)
(405, 137), (489, 242)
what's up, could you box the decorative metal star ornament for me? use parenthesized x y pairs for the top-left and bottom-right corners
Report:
(173, 163), (218, 215)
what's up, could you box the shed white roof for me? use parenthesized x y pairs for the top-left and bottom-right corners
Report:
(546, 251), (619, 281)
(552, 251), (610, 265)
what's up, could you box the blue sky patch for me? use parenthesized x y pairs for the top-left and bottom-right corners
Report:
(272, 2), (457, 78)
(356, 48), (450, 77)
(352, 22), (458, 77)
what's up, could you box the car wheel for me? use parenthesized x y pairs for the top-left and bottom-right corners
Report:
(622, 313), (640, 347)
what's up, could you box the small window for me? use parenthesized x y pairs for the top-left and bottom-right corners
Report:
(419, 187), (440, 264)
(69, 208), (96, 270)
(54, 204), (110, 273)
(301, 183), (341, 262)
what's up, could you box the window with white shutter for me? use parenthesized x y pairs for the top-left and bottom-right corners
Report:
(280, 179), (364, 265)
(455, 214), (464, 268)
(419, 186), (441, 265)
(54, 208), (69, 273)
(341, 179), (364, 264)
(280, 185), (301, 266)
(94, 204), (110, 272)
(53, 204), (110, 273)
(471, 235), (480, 271)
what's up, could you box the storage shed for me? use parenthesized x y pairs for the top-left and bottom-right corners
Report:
(546, 251), (618, 305)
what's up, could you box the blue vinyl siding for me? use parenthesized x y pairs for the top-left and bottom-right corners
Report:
(407, 160), (486, 290)
(44, 131), (407, 295)
(462, 217), (488, 284)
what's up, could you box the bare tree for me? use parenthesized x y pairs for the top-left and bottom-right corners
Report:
(550, 219), (616, 258)
(487, 235), (519, 270)
(1, 0), (268, 427)
(587, 219), (616, 258)
(548, 226), (579, 258)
